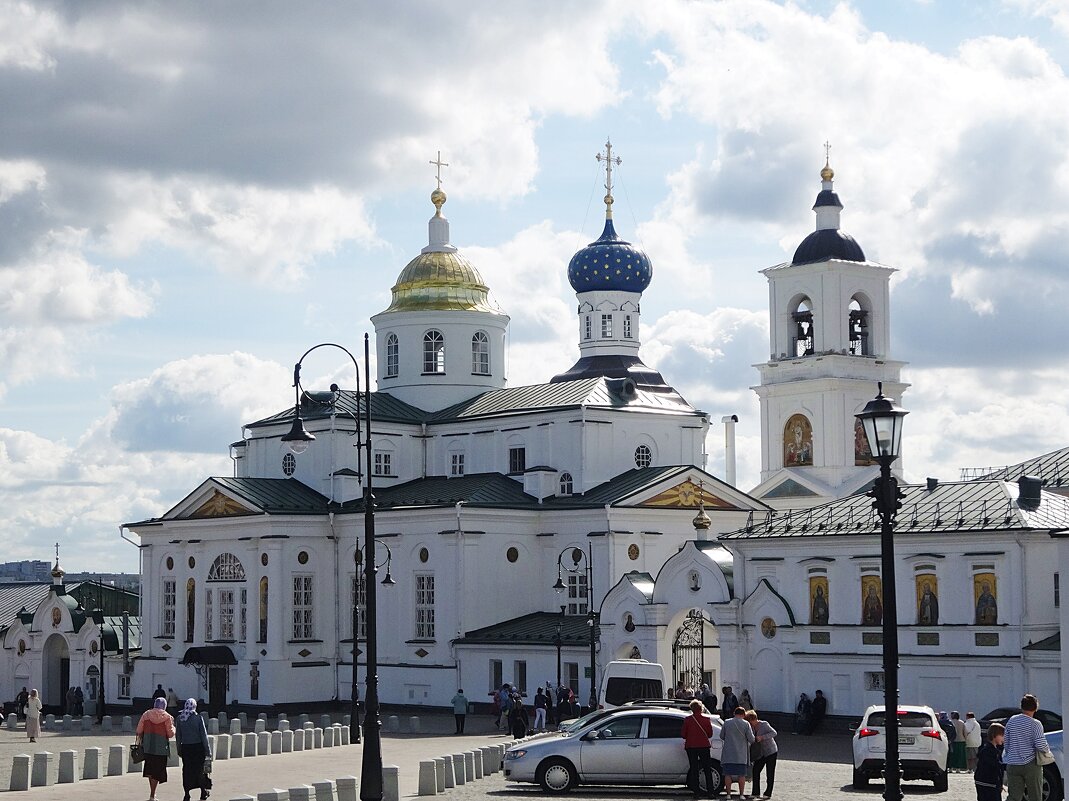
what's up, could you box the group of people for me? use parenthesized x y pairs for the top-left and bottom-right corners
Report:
(135, 695), (213, 801)
(486, 681), (579, 739)
(974, 694), (1053, 801)
(682, 701), (779, 799)
(791, 690), (827, 735)
(937, 710), (983, 772)
(673, 683), (755, 721)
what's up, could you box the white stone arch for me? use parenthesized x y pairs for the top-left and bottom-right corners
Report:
(651, 542), (733, 613)
(847, 291), (873, 356)
(749, 646), (784, 714)
(42, 633), (69, 708)
(740, 578), (797, 629)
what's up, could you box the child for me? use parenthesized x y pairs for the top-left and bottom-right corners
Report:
(975, 722), (1005, 801)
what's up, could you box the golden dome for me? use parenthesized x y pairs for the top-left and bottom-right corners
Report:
(384, 250), (501, 313)
(820, 163), (834, 181)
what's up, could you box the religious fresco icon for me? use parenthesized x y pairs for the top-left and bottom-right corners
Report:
(915, 574), (939, 625)
(783, 414), (814, 467)
(974, 573), (998, 625)
(809, 576), (830, 625)
(854, 418), (876, 466)
(861, 575), (883, 626)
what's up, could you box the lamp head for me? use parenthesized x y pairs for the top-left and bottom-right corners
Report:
(855, 382), (908, 460)
(553, 576), (566, 594)
(381, 571), (395, 587)
(281, 415), (316, 455)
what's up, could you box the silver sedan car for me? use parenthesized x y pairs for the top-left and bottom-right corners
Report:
(504, 707), (724, 794)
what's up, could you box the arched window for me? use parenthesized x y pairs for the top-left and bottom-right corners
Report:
(623, 315), (633, 339)
(423, 330), (445, 374)
(634, 444), (652, 469)
(385, 333), (399, 377)
(559, 472), (574, 496)
(848, 298), (869, 356)
(207, 553), (246, 582)
(258, 577), (268, 643)
(471, 331), (490, 375)
(792, 298), (814, 357)
(185, 579), (195, 643)
(205, 554), (245, 642)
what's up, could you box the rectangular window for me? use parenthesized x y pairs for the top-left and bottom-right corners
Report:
(601, 314), (612, 338)
(118, 675), (131, 699)
(218, 588), (235, 640)
(565, 662), (579, 696)
(567, 573), (589, 615)
(161, 578), (176, 638)
(623, 315), (632, 339)
(513, 660), (527, 694)
(292, 575), (315, 640)
(584, 316), (592, 341)
(415, 574), (435, 639)
(490, 659), (502, 693)
(374, 452), (392, 476)
(451, 453), (465, 477)
(205, 589), (213, 641)
(1057, 573), (1061, 609)
(350, 573), (367, 640)
(508, 447), (526, 474)
(239, 587), (247, 642)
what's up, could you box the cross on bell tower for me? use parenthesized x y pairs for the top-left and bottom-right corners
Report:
(429, 150), (449, 191)
(595, 139), (622, 218)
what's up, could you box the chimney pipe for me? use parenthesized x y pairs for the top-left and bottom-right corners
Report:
(721, 415), (739, 487)
(1018, 475), (1043, 508)
(122, 611), (130, 674)
(926, 477), (939, 492)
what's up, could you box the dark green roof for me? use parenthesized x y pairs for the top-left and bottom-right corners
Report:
(454, 611), (600, 646)
(246, 390), (427, 428)
(211, 477), (330, 514)
(1024, 632), (1060, 652)
(370, 473), (535, 509)
(544, 466), (689, 508)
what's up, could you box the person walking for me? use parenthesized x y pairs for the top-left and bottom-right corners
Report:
(16, 686), (29, 720)
(152, 684), (167, 701)
(975, 722), (1005, 801)
(497, 684), (512, 730)
(136, 697), (176, 801)
(721, 686), (739, 720)
(25, 688), (42, 742)
(74, 686), (84, 716)
(533, 687), (547, 732)
(681, 699), (715, 798)
(1004, 694), (1052, 801)
(740, 689), (755, 713)
(806, 689), (827, 735)
(719, 706), (756, 798)
(950, 711), (969, 772)
(175, 698), (211, 801)
(166, 687), (180, 712)
(747, 710), (778, 799)
(699, 684), (717, 715)
(792, 693), (810, 734)
(450, 689), (469, 734)
(510, 696), (530, 740)
(964, 712), (983, 773)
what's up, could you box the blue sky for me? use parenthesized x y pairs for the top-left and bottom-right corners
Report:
(2, 0), (1069, 571)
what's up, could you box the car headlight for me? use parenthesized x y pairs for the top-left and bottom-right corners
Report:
(506, 750), (527, 760)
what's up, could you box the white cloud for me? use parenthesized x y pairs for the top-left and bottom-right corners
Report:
(1007, 0), (1069, 36)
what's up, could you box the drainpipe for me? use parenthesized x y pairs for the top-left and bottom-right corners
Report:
(721, 415), (739, 487)
(330, 511), (340, 701)
(421, 423), (429, 479)
(454, 502), (465, 682)
(119, 525), (142, 651)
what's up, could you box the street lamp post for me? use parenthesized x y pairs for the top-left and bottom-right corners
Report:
(856, 382), (908, 801)
(281, 336), (383, 801)
(353, 543), (395, 742)
(553, 545), (598, 711)
(92, 606), (105, 724)
(553, 614), (563, 691)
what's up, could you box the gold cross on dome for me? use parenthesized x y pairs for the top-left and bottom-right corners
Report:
(55, 542), (60, 562)
(596, 138), (622, 196)
(430, 150), (449, 190)
(823, 140), (831, 166)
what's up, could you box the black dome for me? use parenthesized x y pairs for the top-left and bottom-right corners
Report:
(792, 229), (866, 265)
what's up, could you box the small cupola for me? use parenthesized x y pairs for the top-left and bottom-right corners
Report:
(792, 148), (866, 266)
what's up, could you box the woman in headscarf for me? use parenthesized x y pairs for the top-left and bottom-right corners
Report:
(175, 698), (211, 801)
(136, 697), (176, 801)
(25, 689), (43, 742)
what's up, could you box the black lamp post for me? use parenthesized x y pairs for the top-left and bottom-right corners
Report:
(92, 606), (105, 724)
(856, 382), (908, 801)
(282, 336), (383, 801)
(353, 542), (394, 742)
(553, 545), (598, 711)
(553, 615), (563, 691)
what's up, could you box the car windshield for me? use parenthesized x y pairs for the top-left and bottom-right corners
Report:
(562, 710), (610, 735)
(866, 712), (935, 728)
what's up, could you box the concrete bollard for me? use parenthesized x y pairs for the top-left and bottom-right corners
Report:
(218, 712), (228, 729)
(245, 732), (257, 756)
(271, 730), (283, 754)
(289, 786), (313, 801)
(209, 718), (220, 735)
(434, 758), (446, 793)
(83, 746), (102, 780)
(208, 735), (216, 755)
(298, 713), (309, 726)
(239, 712), (248, 728)
(122, 715), (133, 732)
(6, 712), (16, 730)
(293, 729), (305, 751)
(473, 748), (483, 779)
(463, 751), (475, 783)
(258, 731), (270, 754)
(230, 733), (244, 759)
(31, 751), (55, 787)
(312, 780), (335, 801)
(230, 718), (243, 736)
(482, 746), (498, 774)
(216, 733), (231, 760)
(45, 713), (56, 729)
(257, 792), (290, 801)
(258, 712), (268, 720)
(336, 777), (358, 801)
(169, 739), (180, 767)
(385, 715), (400, 732)
(9, 754), (30, 791)
(408, 716), (421, 734)
(61, 715), (71, 731)
(81, 715), (93, 731)
(383, 765), (400, 801)
(339, 725), (350, 746)
(319, 714), (331, 729)
(281, 730), (293, 752)
(303, 721), (314, 730)
(313, 728), (323, 749)
(255, 718), (267, 733)
(58, 750), (79, 783)
(101, 715), (112, 732)
(451, 754), (466, 786)
(342, 713), (351, 727)
(442, 755), (455, 789)
(323, 726), (334, 748)
(417, 760), (437, 796)
(279, 719), (291, 731)
(106, 745), (125, 776)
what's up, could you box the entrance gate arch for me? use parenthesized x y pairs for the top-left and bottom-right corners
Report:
(672, 609), (713, 693)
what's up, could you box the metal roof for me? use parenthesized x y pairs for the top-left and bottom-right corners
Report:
(0, 583), (54, 630)
(246, 390), (427, 428)
(721, 479), (1069, 540)
(545, 466), (690, 508)
(962, 446), (1069, 489)
(454, 611), (600, 646)
(370, 472), (535, 509)
(208, 477), (330, 514)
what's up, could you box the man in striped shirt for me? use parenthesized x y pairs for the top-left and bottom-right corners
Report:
(1003, 694), (1052, 801)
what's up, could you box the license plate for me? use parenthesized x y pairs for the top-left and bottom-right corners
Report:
(899, 735), (915, 745)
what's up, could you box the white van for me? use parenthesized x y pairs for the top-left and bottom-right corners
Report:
(598, 659), (668, 709)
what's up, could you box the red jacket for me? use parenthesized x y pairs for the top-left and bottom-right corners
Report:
(681, 713), (713, 748)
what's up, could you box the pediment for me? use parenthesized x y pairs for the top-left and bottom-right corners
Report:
(163, 479), (263, 521)
(190, 490), (255, 519)
(640, 478), (737, 510)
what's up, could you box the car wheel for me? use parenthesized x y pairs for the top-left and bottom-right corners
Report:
(852, 768), (869, 790)
(934, 769), (949, 793)
(537, 758), (577, 794)
(700, 763), (724, 796)
(1044, 765), (1064, 801)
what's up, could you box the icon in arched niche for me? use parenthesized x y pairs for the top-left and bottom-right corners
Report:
(861, 575), (883, 626)
(809, 576), (830, 625)
(854, 418), (876, 466)
(916, 574), (939, 625)
(783, 414), (814, 467)
(975, 574), (998, 625)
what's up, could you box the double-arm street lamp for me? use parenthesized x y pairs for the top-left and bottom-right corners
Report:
(352, 542), (395, 743)
(281, 336), (384, 801)
(553, 546), (598, 711)
(855, 382), (908, 801)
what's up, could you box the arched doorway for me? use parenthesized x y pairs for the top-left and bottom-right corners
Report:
(42, 634), (70, 711)
(671, 609), (718, 694)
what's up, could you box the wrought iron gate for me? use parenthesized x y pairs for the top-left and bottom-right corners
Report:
(672, 609), (708, 691)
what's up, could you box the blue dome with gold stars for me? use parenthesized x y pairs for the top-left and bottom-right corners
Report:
(567, 218), (652, 293)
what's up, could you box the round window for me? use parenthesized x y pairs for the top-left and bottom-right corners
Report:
(635, 444), (652, 469)
(261, 553), (268, 567)
(188, 556), (196, 569)
(90, 640), (98, 654)
(419, 547), (430, 563)
(506, 547), (519, 563)
(282, 453), (296, 476)
(17, 639), (26, 655)
(627, 544), (640, 561)
(297, 551), (309, 565)
(761, 617), (777, 639)
(166, 556), (174, 570)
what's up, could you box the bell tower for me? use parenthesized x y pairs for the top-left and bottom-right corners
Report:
(751, 152), (908, 505)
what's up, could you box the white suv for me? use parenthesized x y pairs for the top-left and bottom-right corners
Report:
(852, 705), (949, 792)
